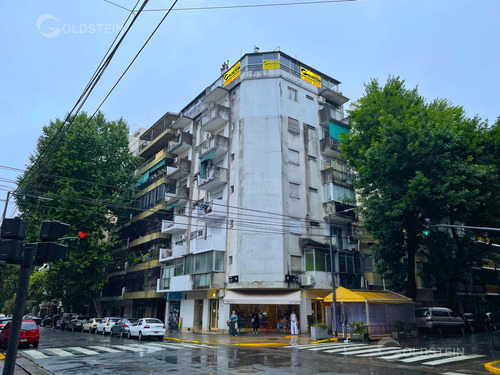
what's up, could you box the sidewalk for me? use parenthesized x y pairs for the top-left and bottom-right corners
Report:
(0, 355), (51, 375)
(163, 331), (336, 347)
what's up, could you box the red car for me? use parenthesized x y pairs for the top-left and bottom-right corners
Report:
(0, 320), (39, 348)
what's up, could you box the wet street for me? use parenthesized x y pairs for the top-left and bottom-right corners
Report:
(5, 327), (498, 374)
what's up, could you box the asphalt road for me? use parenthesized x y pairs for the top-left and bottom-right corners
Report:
(6, 327), (495, 374)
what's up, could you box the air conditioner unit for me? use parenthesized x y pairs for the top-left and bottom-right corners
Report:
(178, 234), (186, 241)
(318, 96), (326, 104)
(300, 275), (312, 286)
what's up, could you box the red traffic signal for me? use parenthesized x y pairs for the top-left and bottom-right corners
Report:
(78, 231), (87, 239)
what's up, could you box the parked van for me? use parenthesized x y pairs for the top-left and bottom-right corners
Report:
(415, 307), (466, 334)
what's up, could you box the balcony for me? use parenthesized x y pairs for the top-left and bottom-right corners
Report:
(157, 274), (193, 292)
(202, 86), (228, 104)
(162, 215), (189, 234)
(126, 259), (160, 274)
(193, 234), (226, 254)
(198, 166), (228, 191)
(199, 135), (229, 162)
(196, 199), (227, 222)
(171, 115), (193, 130)
(319, 87), (349, 106)
(167, 132), (192, 155)
(320, 136), (341, 157)
(485, 285), (499, 295)
(166, 158), (191, 180)
(165, 185), (190, 207)
(319, 105), (349, 127)
(200, 104), (230, 133)
(321, 167), (353, 186)
(138, 112), (179, 159)
(128, 232), (168, 248)
(159, 244), (187, 262)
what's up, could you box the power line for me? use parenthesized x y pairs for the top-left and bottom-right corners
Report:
(104, 0), (359, 12)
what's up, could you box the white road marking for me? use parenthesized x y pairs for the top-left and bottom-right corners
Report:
(147, 343), (182, 349)
(356, 348), (404, 357)
(89, 346), (122, 353)
(442, 372), (472, 375)
(342, 346), (401, 356)
(128, 344), (163, 351)
(423, 354), (486, 366)
(379, 350), (435, 360)
(400, 353), (457, 363)
(286, 342), (350, 349)
(308, 343), (362, 351)
(46, 348), (74, 357)
(23, 350), (49, 359)
(70, 347), (100, 355)
(323, 344), (371, 353)
(111, 345), (143, 352)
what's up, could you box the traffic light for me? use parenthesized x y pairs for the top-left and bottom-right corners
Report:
(423, 218), (431, 237)
(0, 218), (27, 264)
(78, 231), (87, 240)
(35, 220), (70, 265)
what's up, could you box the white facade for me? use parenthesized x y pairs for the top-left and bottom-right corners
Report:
(155, 51), (362, 334)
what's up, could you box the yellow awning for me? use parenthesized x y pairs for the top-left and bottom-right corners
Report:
(324, 286), (413, 304)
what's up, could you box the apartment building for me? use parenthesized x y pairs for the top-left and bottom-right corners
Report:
(101, 50), (376, 332)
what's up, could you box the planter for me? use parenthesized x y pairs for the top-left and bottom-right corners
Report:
(310, 326), (328, 341)
(351, 333), (368, 341)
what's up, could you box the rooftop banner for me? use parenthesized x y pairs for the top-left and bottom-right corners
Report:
(263, 59), (280, 70)
(224, 61), (241, 87)
(301, 66), (321, 88)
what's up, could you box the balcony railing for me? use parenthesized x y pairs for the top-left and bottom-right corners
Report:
(200, 105), (230, 132)
(162, 215), (189, 234)
(158, 278), (171, 290)
(159, 247), (173, 262)
(198, 135), (229, 161)
(319, 105), (349, 127)
(321, 168), (354, 185)
(196, 199), (227, 222)
(197, 167), (228, 191)
(320, 136), (340, 156)
(167, 132), (192, 155)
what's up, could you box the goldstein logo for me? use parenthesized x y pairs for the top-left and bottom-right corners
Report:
(224, 62), (241, 87)
(300, 66), (321, 88)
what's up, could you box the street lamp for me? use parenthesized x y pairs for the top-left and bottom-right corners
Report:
(328, 207), (356, 338)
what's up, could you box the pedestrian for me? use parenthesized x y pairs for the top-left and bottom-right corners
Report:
(252, 311), (260, 334)
(228, 310), (238, 336)
(290, 310), (298, 335)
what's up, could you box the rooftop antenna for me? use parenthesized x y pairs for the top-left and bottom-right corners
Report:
(254, 45), (259, 52)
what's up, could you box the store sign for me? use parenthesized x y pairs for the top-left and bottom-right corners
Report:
(300, 66), (321, 88)
(224, 61), (241, 86)
(263, 60), (280, 70)
(153, 150), (164, 162)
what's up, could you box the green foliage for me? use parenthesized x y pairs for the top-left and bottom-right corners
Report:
(16, 112), (140, 312)
(311, 322), (327, 329)
(0, 263), (19, 312)
(343, 77), (498, 305)
(3, 293), (16, 314)
(350, 321), (368, 335)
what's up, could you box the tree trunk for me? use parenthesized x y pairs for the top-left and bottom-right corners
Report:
(406, 240), (417, 300)
(93, 298), (102, 318)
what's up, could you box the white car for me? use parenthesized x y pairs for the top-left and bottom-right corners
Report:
(96, 317), (120, 335)
(128, 318), (165, 340)
(82, 318), (102, 333)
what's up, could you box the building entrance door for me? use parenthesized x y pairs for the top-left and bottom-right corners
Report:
(209, 299), (219, 330)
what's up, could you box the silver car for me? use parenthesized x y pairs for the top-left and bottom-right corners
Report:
(415, 307), (466, 334)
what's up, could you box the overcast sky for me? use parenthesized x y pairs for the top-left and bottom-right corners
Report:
(1, 0), (499, 214)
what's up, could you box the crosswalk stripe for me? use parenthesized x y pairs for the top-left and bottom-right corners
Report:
(23, 350), (49, 359)
(356, 348), (404, 357)
(70, 347), (99, 355)
(47, 348), (74, 357)
(442, 372), (473, 375)
(400, 353), (457, 363)
(147, 343), (182, 349)
(379, 350), (435, 360)
(89, 346), (122, 353)
(308, 343), (364, 351)
(286, 342), (348, 349)
(323, 344), (370, 353)
(423, 354), (485, 366)
(111, 345), (143, 352)
(342, 346), (400, 356)
(128, 344), (163, 351)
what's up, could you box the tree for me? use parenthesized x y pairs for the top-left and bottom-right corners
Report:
(16, 112), (140, 313)
(343, 77), (497, 305)
(0, 263), (19, 312)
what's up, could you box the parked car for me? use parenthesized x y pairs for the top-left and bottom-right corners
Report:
(58, 313), (75, 330)
(66, 315), (90, 332)
(462, 313), (487, 332)
(415, 307), (466, 334)
(128, 318), (165, 341)
(22, 315), (42, 326)
(110, 318), (137, 338)
(41, 315), (54, 327)
(96, 317), (121, 335)
(0, 320), (39, 348)
(484, 312), (500, 330)
(0, 317), (12, 332)
(82, 318), (102, 333)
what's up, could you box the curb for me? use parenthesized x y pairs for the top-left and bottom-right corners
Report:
(485, 361), (500, 374)
(310, 338), (339, 344)
(0, 352), (4, 360)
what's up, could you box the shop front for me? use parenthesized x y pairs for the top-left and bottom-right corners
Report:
(223, 290), (301, 333)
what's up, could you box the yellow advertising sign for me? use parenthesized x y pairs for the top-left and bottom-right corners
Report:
(300, 66), (321, 88)
(224, 61), (241, 87)
(263, 60), (280, 70)
(154, 150), (164, 162)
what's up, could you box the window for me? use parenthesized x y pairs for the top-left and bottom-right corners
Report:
(306, 94), (314, 101)
(288, 149), (300, 165)
(231, 153), (235, 161)
(289, 182), (300, 198)
(288, 117), (300, 134)
(310, 221), (320, 227)
(289, 218), (301, 234)
(184, 251), (225, 275)
(229, 256), (233, 265)
(308, 155), (317, 161)
(248, 54), (263, 71)
(322, 183), (355, 203)
(288, 87), (298, 102)
(291, 256), (302, 272)
(231, 185), (235, 193)
(309, 187), (318, 193)
(304, 248), (332, 272)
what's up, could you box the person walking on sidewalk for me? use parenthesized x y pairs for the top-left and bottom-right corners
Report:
(251, 311), (260, 334)
(229, 310), (239, 336)
(290, 310), (298, 335)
